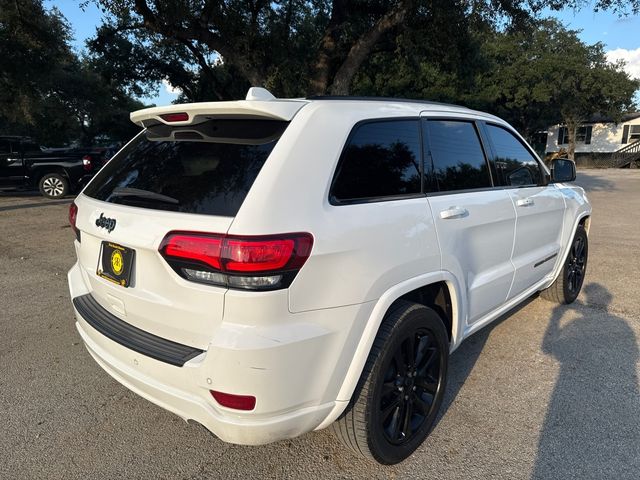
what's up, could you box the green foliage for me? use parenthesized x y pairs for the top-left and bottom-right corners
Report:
(470, 19), (639, 139)
(351, 0), (484, 101)
(1, 0), (639, 149)
(89, 0), (640, 101)
(0, 0), (144, 146)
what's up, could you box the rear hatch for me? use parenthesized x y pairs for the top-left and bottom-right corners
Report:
(73, 101), (305, 349)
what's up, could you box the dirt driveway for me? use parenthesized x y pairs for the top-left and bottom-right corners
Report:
(1, 169), (639, 479)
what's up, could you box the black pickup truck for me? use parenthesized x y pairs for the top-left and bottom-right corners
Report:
(0, 136), (107, 198)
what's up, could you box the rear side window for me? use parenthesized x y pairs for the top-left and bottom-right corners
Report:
(330, 120), (421, 203)
(424, 120), (492, 192)
(485, 124), (541, 187)
(83, 119), (288, 217)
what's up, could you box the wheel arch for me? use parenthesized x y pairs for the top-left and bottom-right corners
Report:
(33, 166), (71, 186)
(578, 214), (591, 234)
(316, 271), (465, 430)
(543, 210), (591, 291)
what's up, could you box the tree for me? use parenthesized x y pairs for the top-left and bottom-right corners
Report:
(0, 0), (76, 140)
(0, 0), (145, 146)
(471, 20), (639, 157)
(349, 0), (484, 102)
(91, 0), (640, 101)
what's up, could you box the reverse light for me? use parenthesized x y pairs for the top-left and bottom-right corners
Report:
(159, 232), (313, 291)
(69, 202), (80, 242)
(160, 112), (189, 123)
(182, 269), (226, 285)
(210, 390), (256, 411)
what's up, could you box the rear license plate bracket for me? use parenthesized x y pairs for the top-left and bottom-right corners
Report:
(97, 241), (135, 287)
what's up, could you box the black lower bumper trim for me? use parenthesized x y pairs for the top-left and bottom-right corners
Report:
(73, 293), (204, 367)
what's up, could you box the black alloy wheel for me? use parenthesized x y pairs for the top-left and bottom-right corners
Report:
(331, 300), (449, 464)
(566, 233), (587, 296)
(541, 225), (588, 304)
(378, 329), (443, 446)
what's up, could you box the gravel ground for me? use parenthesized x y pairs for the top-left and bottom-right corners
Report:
(1, 169), (639, 479)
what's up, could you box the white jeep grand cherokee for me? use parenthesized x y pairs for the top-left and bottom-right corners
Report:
(67, 88), (590, 464)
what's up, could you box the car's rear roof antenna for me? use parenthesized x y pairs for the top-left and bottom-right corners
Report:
(246, 87), (276, 101)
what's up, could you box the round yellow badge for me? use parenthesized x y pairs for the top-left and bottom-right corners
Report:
(111, 249), (124, 275)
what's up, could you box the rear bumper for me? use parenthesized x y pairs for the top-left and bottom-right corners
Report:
(75, 317), (335, 445)
(67, 262), (369, 445)
(72, 294), (204, 367)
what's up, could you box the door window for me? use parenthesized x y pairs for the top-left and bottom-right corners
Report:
(330, 119), (422, 203)
(486, 124), (542, 187)
(423, 120), (492, 192)
(0, 140), (11, 154)
(21, 141), (41, 153)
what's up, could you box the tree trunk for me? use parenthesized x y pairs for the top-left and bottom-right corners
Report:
(565, 118), (577, 161)
(309, 0), (347, 95)
(132, 0), (265, 88)
(329, 2), (410, 95)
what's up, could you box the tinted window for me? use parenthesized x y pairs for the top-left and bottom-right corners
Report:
(21, 142), (40, 153)
(0, 140), (10, 154)
(424, 120), (491, 192)
(330, 120), (421, 202)
(83, 119), (288, 216)
(486, 125), (541, 187)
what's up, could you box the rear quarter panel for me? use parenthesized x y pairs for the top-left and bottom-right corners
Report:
(228, 102), (441, 313)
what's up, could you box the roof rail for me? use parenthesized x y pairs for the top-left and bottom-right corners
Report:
(306, 95), (469, 109)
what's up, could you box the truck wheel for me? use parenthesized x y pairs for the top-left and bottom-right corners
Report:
(540, 225), (588, 304)
(331, 300), (449, 464)
(39, 173), (69, 198)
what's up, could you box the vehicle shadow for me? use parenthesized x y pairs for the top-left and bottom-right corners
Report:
(532, 283), (640, 479)
(0, 198), (72, 212)
(0, 189), (74, 212)
(0, 188), (41, 197)
(435, 295), (539, 428)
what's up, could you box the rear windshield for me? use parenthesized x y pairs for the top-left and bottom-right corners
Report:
(83, 119), (289, 217)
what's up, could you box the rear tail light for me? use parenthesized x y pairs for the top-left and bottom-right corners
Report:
(159, 232), (313, 291)
(82, 155), (92, 171)
(69, 202), (80, 242)
(210, 390), (256, 411)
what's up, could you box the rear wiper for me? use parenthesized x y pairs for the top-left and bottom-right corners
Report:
(110, 187), (180, 205)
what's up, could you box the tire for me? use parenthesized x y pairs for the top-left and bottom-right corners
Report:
(330, 300), (449, 464)
(38, 173), (69, 199)
(540, 225), (588, 304)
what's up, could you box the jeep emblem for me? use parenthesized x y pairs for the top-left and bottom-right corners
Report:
(95, 213), (116, 233)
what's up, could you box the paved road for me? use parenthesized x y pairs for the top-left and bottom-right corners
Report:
(1, 170), (639, 479)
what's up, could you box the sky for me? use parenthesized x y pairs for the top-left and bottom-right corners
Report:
(44, 0), (180, 106)
(46, 1), (640, 106)
(548, 7), (640, 80)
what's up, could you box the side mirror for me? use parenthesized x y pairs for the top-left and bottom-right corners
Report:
(550, 158), (576, 183)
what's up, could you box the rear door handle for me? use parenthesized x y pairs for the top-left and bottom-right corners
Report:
(516, 197), (534, 207)
(439, 206), (468, 220)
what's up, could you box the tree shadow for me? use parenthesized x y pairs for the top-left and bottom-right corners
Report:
(574, 171), (617, 192)
(533, 283), (640, 479)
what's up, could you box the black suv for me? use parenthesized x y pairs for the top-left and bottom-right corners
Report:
(0, 136), (107, 198)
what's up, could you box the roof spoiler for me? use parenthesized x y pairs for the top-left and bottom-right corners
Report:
(130, 88), (306, 127)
